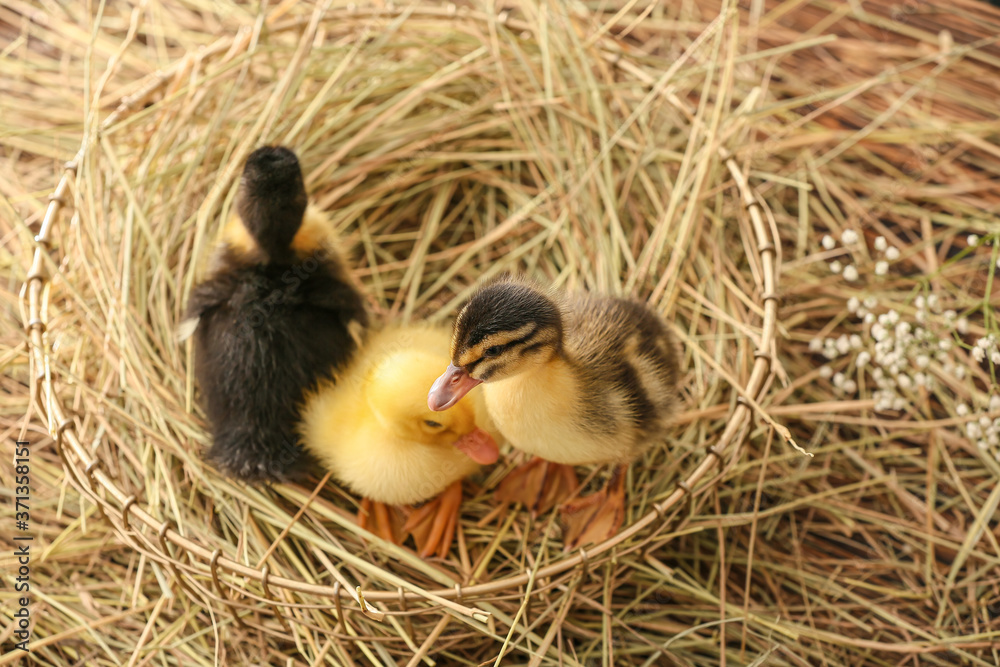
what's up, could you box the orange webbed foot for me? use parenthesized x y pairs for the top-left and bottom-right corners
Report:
(402, 480), (463, 558)
(496, 457), (580, 517)
(358, 497), (406, 544)
(560, 466), (626, 551)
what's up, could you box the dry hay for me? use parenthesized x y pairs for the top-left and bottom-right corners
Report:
(2, 0), (1000, 665)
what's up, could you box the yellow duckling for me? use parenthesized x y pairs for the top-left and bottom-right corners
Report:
(299, 325), (499, 558)
(428, 275), (679, 549)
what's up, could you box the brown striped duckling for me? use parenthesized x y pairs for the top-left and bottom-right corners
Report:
(427, 275), (679, 549)
(299, 325), (499, 557)
(183, 146), (368, 482)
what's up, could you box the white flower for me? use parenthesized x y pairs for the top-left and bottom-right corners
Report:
(980, 415), (992, 429)
(887, 311), (900, 326)
(842, 379), (857, 394)
(990, 395), (1000, 412)
(927, 294), (940, 312)
(830, 261), (843, 274)
(843, 265), (859, 281)
(875, 261), (889, 276)
(850, 334), (863, 349)
(977, 439), (988, 451)
(885, 247), (900, 261)
(856, 351), (871, 367)
(847, 296), (860, 313)
(842, 229), (859, 245)
(872, 324), (889, 342)
(897, 374), (912, 390)
(915, 296), (925, 310)
(836, 335), (851, 355)
(939, 339), (952, 351)
(914, 372), (926, 386)
(874, 236), (887, 251)
(892, 397), (907, 411)
(819, 365), (833, 378)
(957, 318), (969, 334)
(957, 403), (970, 416)
(822, 235), (836, 250)
(955, 366), (967, 380)
(945, 310), (957, 320)
(864, 312), (875, 324)
(915, 354), (930, 369)
(809, 338), (823, 352)
(968, 234), (979, 247)
(833, 372), (846, 388)
(966, 422), (982, 439)
(864, 297), (878, 310)
(991, 350), (1000, 365)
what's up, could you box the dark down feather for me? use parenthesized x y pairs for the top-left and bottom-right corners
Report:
(186, 147), (367, 482)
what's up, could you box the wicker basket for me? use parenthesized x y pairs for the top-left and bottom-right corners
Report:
(23, 3), (780, 659)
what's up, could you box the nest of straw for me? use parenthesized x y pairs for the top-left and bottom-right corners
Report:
(6, 0), (1000, 664)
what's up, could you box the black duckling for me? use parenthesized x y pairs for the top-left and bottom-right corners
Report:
(183, 146), (368, 482)
(427, 275), (679, 548)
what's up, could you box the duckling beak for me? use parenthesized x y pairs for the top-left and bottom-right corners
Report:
(428, 363), (482, 411)
(453, 427), (499, 465)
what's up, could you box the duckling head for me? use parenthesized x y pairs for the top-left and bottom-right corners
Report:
(428, 278), (562, 411)
(367, 348), (499, 464)
(236, 146), (308, 263)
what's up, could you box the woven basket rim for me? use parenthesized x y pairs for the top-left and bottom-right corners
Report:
(22, 6), (781, 628)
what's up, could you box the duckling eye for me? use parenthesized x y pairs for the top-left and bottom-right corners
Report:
(484, 345), (503, 357)
(424, 419), (443, 428)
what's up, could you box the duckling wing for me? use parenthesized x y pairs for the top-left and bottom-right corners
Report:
(562, 295), (679, 450)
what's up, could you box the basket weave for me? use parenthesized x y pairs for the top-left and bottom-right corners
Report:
(22, 2), (780, 656)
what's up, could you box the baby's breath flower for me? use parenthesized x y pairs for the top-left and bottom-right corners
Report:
(955, 366), (967, 380)
(822, 235), (836, 250)
(847, 296), (860, 313)
(897, 374), (912, 390)
(843, 264), (859, 281)
(944, 310), (957, 320)
(980, 415), (992, 429)
(885, 247), (900, 261)
(990, 395), (1000, 412)
(850, 334), (863, 349)
(830, 261), (843, 274)
(927, 294), (940, 312)
(914, 372), (926, 386)
(991, 350), (1000, 365)
(842, 379), (857, 394)
(809, 338), (823, 352)
(875, 261), (889, 276)
(864, 296), (878, 310)
(915, 354), (930, 369)
(957, 318), (969, 334)
(819, 365), (833, 378)
(892, 397), (907, 411)
(856, 351), (871, 367)
(836, 335), (851, 355)
(864, 312), (875, 324)
(957, 403), (970, 416)
(874, 236), (887, 251)
(966, 422), (982, 439)
(833, 372), (846, 388)
(968, 234), (979, 247)
(842, 229), (859, 245)
(939, 339), (952, 351)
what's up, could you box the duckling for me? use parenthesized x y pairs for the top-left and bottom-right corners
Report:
(183, 146), (368, 482)
(427, 275), (679, 549)
(298, 325), (499, 558)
